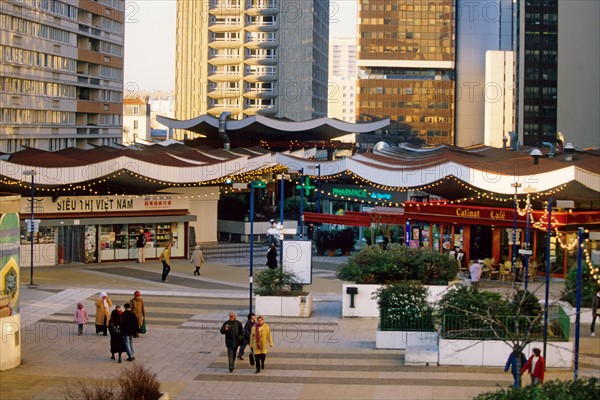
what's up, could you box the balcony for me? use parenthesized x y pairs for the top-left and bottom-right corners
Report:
(208, 86), (241, 99)
(244, 34), (277, 48)
(243, 87), (277, 99)
(208, 22), (243, 32)
(208, 70), (242, 82)
(209, 0), (243, 15)
(246, 0), (278, 16)
(208, 38), (243, 50)
(243, 104), (277, 116)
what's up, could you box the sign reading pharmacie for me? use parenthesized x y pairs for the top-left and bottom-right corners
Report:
(21, 195), (189, 215)
(322, 184), (407, 204)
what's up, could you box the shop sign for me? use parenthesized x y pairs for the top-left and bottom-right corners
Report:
(21, 195), (187, 214)
(332, 188), (367, 198)
(455, 207), (507, 221)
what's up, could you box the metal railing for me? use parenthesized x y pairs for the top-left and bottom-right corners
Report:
(380, 308), (435, 332)
(441, 306), (569, 341)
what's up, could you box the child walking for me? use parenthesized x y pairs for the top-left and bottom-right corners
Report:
(74, 302), (89, 336)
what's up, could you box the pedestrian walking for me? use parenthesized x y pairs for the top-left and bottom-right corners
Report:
(591, 289), (600, 336)
(129, 290), (146, 333)
(73, 302), (89, 336)
(121, 303), (139, 361)
(266, 243), (277, 269)
(504, 345), (527, 388)
(268, 219), (277, 245)
(469, 260), (483, 287)
(521, 347), (545, 385)
(190, 244), (205, 276)
(95, 291), (112, 335)
(108, 309), (126, 363)
(237, 312), (256, 361)
(136, 229), (147, 263)
(159, 242), (172, 282)
(220, 311), (244, 372)
(250, 315), (273, 374)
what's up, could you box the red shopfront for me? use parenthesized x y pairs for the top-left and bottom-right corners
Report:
(304, 202), (599, 276)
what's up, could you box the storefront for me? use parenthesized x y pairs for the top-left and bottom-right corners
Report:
(19, 195), (197, 266)
(304, 201), (599, 277)
(320, 183), (409, 241)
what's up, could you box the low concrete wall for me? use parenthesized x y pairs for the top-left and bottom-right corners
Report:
(0, 314), (21, 371)
(439, 339), (573, 368)
(376, 330), (436, 350)
(255, 293), (313, 317)
(342, 283), (451, 318)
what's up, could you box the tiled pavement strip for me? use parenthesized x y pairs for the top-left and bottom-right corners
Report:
(1, 248), (598, 400)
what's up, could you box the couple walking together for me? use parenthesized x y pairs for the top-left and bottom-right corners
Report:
(220, 312), (272, 373)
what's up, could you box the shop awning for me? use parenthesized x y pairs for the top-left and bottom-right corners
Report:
(23, 210), (196, 227)
(302, 211), (371, 227)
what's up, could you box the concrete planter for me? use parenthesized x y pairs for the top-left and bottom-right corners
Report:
(255, 293), (313, 317)
(438, 339), (573, 368)
(342, 283), (450, 318)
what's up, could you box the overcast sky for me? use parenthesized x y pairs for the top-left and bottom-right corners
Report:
(123, 0), (357, 92)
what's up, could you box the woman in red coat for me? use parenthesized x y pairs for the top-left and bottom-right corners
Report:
(521, 347), (545, 385)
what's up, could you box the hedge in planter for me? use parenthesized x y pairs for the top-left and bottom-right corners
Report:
(439, 285), (545, 341)
(373, 281), (435, 331)
(254, 268), (307, 296)
(336, 244), (458, 285)
(473, 377), (600, 400)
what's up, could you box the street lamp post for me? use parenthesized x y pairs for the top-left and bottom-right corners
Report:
(511, 182), (522, 283)
(23, 170), (37, 286)
(249, 181), (255, 314)
(299, 168), (304, 239)
(574, 227), (584, 382)
(313, 164), (321, 213)
(543, 198), (552, 361)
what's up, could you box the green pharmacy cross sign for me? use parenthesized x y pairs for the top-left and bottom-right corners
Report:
(295, 177), (315, 196)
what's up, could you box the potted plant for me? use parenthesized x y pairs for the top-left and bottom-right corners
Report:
(314, 230), (333, 256)
(337, 244), (458, 317)
(373, 281), (436, 351)
(336, 228), (356, 255)
(254, 268), (313, 317)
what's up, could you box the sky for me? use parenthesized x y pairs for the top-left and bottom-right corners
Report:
(123, 0), (357, 93)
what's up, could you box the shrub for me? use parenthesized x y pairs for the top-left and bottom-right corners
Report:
(314, 230), (334, 253)
(373, 281), (435, 331)
(118, 364), (161, 400)
(336, 245), (394, 283)
(254, 268), (306, 296)
(65, 364), (161, 400)
(335, 228), (356, 253)
(439, 285), (511, 339)
(562, 262), (599, 308)
(336, 244), (457, 285)
(65, 379), (116, 400)
(474, 377), (600, 400)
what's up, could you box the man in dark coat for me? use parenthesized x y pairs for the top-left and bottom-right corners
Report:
(220, 311), (244, 372)
(121, 303), (139, 361)
(266, 244), (277, 269)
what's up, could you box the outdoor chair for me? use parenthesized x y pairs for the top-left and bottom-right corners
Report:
(499, 261), (511, 281)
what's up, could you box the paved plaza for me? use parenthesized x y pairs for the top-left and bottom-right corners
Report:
(1, 245), (599, 400)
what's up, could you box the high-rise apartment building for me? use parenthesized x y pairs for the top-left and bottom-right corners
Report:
(328, 37), (357, 123)
(174, 0), (329, 140)
(515, 0), (599, 148)
(356, 0), (455, 146)
(0, 0), (125, 153)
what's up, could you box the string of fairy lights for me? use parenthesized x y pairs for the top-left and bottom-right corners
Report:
(2, 167), (597, 282)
